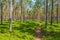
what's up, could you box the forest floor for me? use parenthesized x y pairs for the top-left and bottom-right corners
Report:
(0, 20), (60, 40)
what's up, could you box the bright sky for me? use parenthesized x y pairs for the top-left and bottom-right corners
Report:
(16, 0), (36, 3)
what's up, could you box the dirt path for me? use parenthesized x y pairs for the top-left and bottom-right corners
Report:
(35, 37), (42, 40)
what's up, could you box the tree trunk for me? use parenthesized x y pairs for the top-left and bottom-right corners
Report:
(9, 0), (12, 32)
(56, 0), (58, 24)
(20, 0), (23, 22)
(13, 0), (16, 20)
(1, 0), (3, 24)
(45, 0), (48, 27)
(51, 0), (53, 25)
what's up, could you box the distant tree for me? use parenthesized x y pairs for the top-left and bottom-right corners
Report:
(13, 0), (16, 20)
(35, 0), (41, 21)
(0, 0), (3, 24)
(2, 0), (7, 20)
(20, 0), (23, 22)
(56, 0), (58, 24)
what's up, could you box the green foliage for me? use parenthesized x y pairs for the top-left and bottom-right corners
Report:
(0, 20), (60, 40)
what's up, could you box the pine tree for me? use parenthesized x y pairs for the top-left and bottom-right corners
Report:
(9, 0), (12, 32)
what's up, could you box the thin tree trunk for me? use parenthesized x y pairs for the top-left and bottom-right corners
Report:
(44, 0), (45, 21)
(2, 0), (6, 20)
(58, 0), (60, 21)
(56, 0), (58, 24)
(1, 0), (3, 24)
(51, 0), (53, 25)
(27, 0), (28, 20)
(20, 0), (23, 22)
(45, 0), (48, 27)
(36, 3), (40, 21)
(14, 0), (16, 20)
(9, 0), (12, 32)
(5, 0), (7, 20)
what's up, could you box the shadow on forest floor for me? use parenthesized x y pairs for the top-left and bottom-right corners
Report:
(13, 24), (60, 38)
(0, 22), (60, 40)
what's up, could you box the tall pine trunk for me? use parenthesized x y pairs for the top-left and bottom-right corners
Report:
(20, 0), (23, 22)
(9, 0), (12, 32)
(1, 0), (3, 24)
(13, 0), (16, 20)
(45, 0), (48, 27)
(56, 0), (58, 24)
(51, 0), (53, 25)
